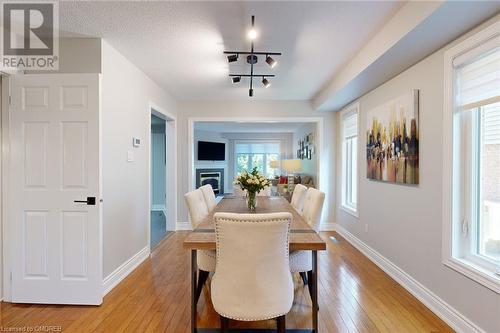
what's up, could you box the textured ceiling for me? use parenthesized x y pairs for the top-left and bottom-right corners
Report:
(59, 1), (402, 101)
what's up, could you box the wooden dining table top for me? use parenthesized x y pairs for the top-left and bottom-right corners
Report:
(183, 196), (327, 251)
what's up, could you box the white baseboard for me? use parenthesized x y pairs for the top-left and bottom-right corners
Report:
(151, 204), (167, 216)
(102, 246), (150, 296)
(333, 223), (485, 333)
(176, 221), (192, 231)
(320, 222), (336, 231)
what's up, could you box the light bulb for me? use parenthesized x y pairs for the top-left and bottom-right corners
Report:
(248, 29), (257, 40)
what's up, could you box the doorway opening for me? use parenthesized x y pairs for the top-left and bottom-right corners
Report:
(188, 118), (325, 222)
(149, 105), (177, 250)
(150, 115), (169, 248)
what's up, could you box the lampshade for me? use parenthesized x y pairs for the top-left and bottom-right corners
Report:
(269, 160), (280, 169)
(281, 159), (301, 173)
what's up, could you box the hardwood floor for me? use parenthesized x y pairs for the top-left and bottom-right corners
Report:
(0, 232), (454, 332)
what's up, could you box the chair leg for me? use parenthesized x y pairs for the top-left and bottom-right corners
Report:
(277, 315), (286, 333)
(299, 271), (308, 285)
(220, 315), (229, 333)
(195, 270), (209, 303)
(307, 270), (318, 311)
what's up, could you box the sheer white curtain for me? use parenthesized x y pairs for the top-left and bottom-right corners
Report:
(235, 141), (281, 178)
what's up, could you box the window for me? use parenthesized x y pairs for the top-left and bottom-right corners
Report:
(341, 104), (358, 215)
(235, 141), (280, 178)
(443, 22), (500, 293)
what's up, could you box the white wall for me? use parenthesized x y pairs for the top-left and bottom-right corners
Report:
(335, 16), (500, 333)
(292, 123), (318, 185)
(57, 38), (101, 73)
(177, 101), (336, 228)
(32, 38), (101, 74)
(101, 40), (177, 277)
(194, 129), (229, 193)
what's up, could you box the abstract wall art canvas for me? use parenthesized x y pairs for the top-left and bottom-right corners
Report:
(366, 90), (419, 184)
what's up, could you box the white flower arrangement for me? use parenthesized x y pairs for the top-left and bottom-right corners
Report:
(234, 167), (270, 193)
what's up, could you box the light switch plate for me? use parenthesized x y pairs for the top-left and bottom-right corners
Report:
(127, 150), (134, 162)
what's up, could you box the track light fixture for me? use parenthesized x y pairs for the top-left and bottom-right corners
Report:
(224, 15), (282, 97)
(262, 77), (270, 88)
(266, 55), (277, 68)
(227, 54), (238, 63)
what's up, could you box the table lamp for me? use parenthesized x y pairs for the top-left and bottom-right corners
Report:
(269, 160), (280, 177)
(281, 159), (302, 191)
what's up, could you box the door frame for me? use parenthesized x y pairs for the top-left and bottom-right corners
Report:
(0, 74), (8, 301)
(2, 74), (11, 301)
(148, 102), (177, 250)
(187, 116), (326, 224)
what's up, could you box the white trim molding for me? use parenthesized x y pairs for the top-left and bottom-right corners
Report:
(442, 18), (500, 294)
(333, 224), (486, 333)
(148, 101), (178, 251)
(187, 116), (329, 224)
(339, 102), (360, 217)
(103, 246), (150, 296)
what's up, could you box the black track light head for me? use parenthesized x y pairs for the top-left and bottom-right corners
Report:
(227, 54), (238, 63)
(266, 55), (277, 68)
(249, 88), (254, 97)
(262, 77), (270, 88)
(232, 76), (241, 84)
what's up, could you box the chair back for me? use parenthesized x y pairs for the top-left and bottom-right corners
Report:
(211, 212), (294, 321)
(184, 189), (209, 228)
(233, 186), (247, 197)
(257, 187), (271, 196)
(302, 188), (325, 231)
(290, 184), (307, 212)
(200, 184), (217, 211)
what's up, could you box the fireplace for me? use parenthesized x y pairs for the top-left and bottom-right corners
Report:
(196, 168), (224, 195)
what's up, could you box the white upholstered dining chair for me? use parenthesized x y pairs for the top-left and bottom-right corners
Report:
(211, 212), (294, 333)
(200, 184), (217, 211)
(184, 188), (217, 303)
(290, 183), (307, 212)
(233, 186), (246, 197)
(289, 188), (325, 304)
(257, 186), (272, 196)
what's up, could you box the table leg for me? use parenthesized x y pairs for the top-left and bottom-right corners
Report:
(312, 250), (318, 332)
(191, 250), (198, 333)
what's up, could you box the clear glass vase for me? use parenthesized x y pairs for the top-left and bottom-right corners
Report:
(246, 191), (257, 211)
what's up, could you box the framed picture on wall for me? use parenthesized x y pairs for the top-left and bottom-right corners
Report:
(366, 89), (419, 184)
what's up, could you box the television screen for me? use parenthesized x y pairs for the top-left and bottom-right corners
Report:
(198, 141), (225, 161)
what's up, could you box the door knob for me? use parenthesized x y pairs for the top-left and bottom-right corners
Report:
(74, 197), (96, 205)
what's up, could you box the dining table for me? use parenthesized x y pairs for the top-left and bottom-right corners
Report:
(183, 195), (327, 333)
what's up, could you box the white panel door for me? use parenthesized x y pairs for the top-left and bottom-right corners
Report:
(9, 74), (102, 305)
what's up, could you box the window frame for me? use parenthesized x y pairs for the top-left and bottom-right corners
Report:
(443, 20), (500, 294)
(340, 103), (359, 217)
(234, 140), (281, 178)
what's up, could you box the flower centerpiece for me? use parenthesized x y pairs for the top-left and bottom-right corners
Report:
(234, 167), (270, 211)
